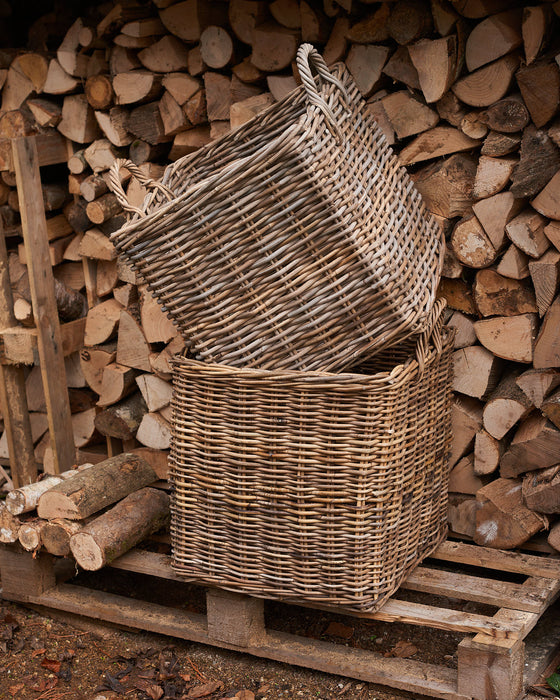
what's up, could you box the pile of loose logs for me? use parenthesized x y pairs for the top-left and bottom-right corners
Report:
(0, 452), (169, 569)
(0, 0), (559, 552)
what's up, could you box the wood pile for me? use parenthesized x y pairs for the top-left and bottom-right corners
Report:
(0, 452), (169, 569)
(0, 0), (559, 553)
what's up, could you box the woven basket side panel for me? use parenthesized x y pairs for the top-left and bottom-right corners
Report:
(112, 65), (443, 372)
(169, 331), (454, 612)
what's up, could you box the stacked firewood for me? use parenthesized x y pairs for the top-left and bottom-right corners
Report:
(0, 0), (559, 552)
(0, 453), (169, 569)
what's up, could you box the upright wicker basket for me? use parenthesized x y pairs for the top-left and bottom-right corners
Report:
(169, 299), (454, 612)
(109, 44), (443, 373)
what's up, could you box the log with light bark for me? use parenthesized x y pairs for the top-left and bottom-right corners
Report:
(70, 487), (170, 570)
(37, 452), (158, 520)
(18, 519), (48, 552)
(41, 518), (83, 556)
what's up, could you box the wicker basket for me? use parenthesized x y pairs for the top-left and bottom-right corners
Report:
(109, 44), (443, 372)
(169, 299), (454, 612)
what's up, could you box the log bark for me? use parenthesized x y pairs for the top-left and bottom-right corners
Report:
(500, 413), (560, 477)
(70, 487), (169, 570)
(522, 465), (560, 514)
(42, 518), (83, 556)
(37, 452), (158, 520)
(94, 392), (148, 441)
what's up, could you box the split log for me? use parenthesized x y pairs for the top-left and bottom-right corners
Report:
(0, 504), (21, 543)
(450, 395), (483, 467)
(127, 101), (170, 145)
(452, 55), (519, 108)
(465, 9), (522, 72)
(542, 387), (560, 430)
(138, 35), (189, 73)
(399, 126), (481, 165)
(37, 452), (158, 520)
(113, 70), (162, 106)
(136, 374), (172, 413)
(58, 94), (101, 144)
(450, 215), (497, 268)
(452, 346), (502, 399)
(411, 154), (476, 218)
(481, 131), (521, 156)
(383, 46), (421, 91)
(505, 210), (549, 259)
(473, 270), (537, 317)
(511, 125), (560, 198)
(80, 344), (116, 394)
(85, 75), (114, 110)
(549, 521), (560, 553)
(86, 193), (122, 225)
(159, 90), (189, 136)
(380, 91), (439, 138)
(515, 368), (560, 408)
(84, 298), (122, 345)
(516, 61), (560, 128)
(472, 192), (523, 251)
(523, 466), (560, 514)
(448, 495), (479, 538)
(136, 412), (172, 450)
(447, 311), (477, 349)
(532, 171), (560, 220)
(228, 0), (268, 45)
(474, 430), (504, 475)
(474, 477), (547, 549)
(471, 155), (516, 200)
(199, 26), (235, 69)
(449, 454), (487, 494)
(70, 487), (169, 570)
(345, 44), (390, 97)
(438, 278), (476, 314)
(533, 295), (560, 368)
(57, 18), (89, 78)
(408, 36), (457, 103)
(522, 5), (551, 65)
(500, 413), (560, 477)
(94, 392), (148, 441)
(116, 310), (152, 372)
(72, 408), (98, 448)
(159, 0), (224, 42)
(97, 363), (137, 407)
(529, 249), (560, 316)
(161, 72), (200, 105)
(481, 371), (532, 439)
(474, 314), (538, 363)
(140, 288), (177, 344)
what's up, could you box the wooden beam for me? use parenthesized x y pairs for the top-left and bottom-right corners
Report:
(12, 137), (75, 474)
(0, 221), (36, 487)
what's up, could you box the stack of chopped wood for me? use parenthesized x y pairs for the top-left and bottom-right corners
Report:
(0, 453), (169, 569)
(0, 0), (559, 552)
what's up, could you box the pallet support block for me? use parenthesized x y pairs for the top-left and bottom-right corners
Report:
(0, 547), (56, 599)
(458, 635), (525, 700)
(206, 588), (266, 647)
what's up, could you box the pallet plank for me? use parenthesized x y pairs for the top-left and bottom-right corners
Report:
(109, 550), (527, 639)
(403, 566), (547, 612)
(433, 541), (560, 579)
(33, 583), (468, 700)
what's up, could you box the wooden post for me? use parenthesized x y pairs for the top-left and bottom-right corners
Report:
(206, 589), (266, 647)
(0, 222), (36, 487)
(457, 633), (525, 700)
(12, 137), (75, 474)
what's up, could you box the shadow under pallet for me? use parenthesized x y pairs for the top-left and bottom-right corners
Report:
(1, 539), (559, 700)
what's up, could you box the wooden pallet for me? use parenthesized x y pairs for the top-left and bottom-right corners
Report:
(1, 539), (560, 700)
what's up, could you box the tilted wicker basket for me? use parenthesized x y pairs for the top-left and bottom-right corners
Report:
(109, 44), (443, 372)
(169, 299), (454, 612)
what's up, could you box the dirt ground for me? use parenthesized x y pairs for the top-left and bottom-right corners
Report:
(0, 589), (456, 700)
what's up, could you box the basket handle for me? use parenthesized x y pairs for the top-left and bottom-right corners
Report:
(108, 158), (175, 216)
(296, 43), (349, 139)
(414, 298), (447, 377)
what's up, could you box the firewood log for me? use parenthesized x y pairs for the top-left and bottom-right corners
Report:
(383, 46), (421, 91)
(412, 154), (476, 218)
(473, 269), (537, 316)
(37, 452), (158, 520)
(116, 309), (152, 372)
(452, 346), (503, 399)
(84, 298), (122, 345)
(136, 374), (172, 413)
(542, 387), (560, 430)
(522, 5), (552, 65)
(138, 35), (189, 73)
(516, 60), (560, 128)
(42, 518), (83, 556)
(474, 314), (538, 364)
(482, 371), (532, 439)
(532, 171), (560, 221)
(18, 519), (48, 552)
(548, 521), (560, 553)
(399, 126), (481, 165)
(471, 155), (516, 200)
(516, 368), (560, 408)
(500, 412), (560, 477)
(408, 36), (457, 103)
(136, 412), (172, 450)
(523, 465), (560, 514)
(465, 9), (522, 72)
(387, 0), (432, 45)
(113, 70), (162, 105)
(58, 94), (101, 144)
(450, 214), (497, 268)
(474, 430), (504, 475)
(452, 55), (519, 108)
(496, 245), (529, 280)
(450, 395), (483, 467)
(533, 295), (560, 368)
(94, 391), (148, 441)
(511, 125), (560, 198)
(447, 311), (477, 349)
(529, 250), (560, 317)
(228, 0), (268, 44)
(448, 495), (479, 538)
(97, 363), (138, 407)
(449, 453), (488, 494)
(70, 487), (169, 570)
(474, 477), (547, 549)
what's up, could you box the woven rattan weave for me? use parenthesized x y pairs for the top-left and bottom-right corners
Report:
(169, 300), (454, 612)
(109, 44), (443, 372)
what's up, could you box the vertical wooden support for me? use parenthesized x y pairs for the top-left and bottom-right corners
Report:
(457, 634), (525, 700)
(0, 225), (36, 487)
(12, 137), (75, 474)
(0, 547), (56, 599)
(206, 589), (266, 647)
